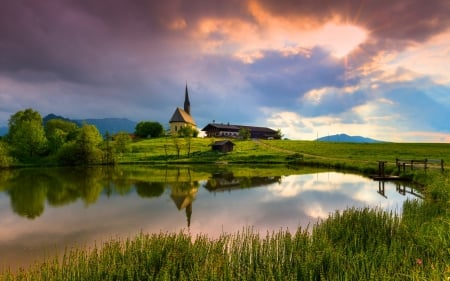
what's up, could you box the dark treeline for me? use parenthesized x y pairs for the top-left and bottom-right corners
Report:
(0, 108), (164, 167)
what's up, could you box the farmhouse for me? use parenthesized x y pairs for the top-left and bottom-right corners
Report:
(169, 84), (196, 135)
(202, 122), (279, 139)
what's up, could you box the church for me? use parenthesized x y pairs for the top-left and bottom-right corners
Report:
(169, 84), (196, 135)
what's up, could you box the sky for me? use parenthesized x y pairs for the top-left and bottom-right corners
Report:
(1, 0), (450, 142)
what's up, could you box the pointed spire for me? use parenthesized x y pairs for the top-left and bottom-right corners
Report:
(186, 203), (192, 228)
(184, 82), (191, 115)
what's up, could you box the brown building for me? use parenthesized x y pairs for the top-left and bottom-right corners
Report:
(211, 140), (235, 153)
(202, 123), (279, 139)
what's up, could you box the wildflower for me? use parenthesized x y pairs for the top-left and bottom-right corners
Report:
(416, 258), (423, 265)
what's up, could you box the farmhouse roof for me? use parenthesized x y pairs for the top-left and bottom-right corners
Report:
(169, 107), (196, 126)
(212, 140), (235, 146)
(201, 123), (276, 133)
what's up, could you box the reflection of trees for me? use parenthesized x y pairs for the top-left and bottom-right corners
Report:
(135, 181), (165, 198)
(7, 170), (51, 219)
(0, 166), (272, 220)
(1, 167), (110, 219)
(0, 166), (197, 219)
(205, 172), (282, 192)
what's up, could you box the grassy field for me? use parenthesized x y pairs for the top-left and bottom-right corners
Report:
(119, 137), (450, 174)
(2, 138), (449, 280)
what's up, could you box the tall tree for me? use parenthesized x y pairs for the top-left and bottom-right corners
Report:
(7, 108), (48, 160)
(45, 118), (79, 153)
(114, 131), (132, 154)
(57, 124), (103, 165)
(75, 124), (103, 164)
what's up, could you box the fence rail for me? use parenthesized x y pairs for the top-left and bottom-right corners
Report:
(396, 158), (444, 172)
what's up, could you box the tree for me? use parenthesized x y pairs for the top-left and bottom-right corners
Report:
(45, 118), (79, 153)
(114, 132), (132, 154)
(102, 131), (115, 165)
(239, 127), (251, 140)
(135, 121), (164, 138)
(275, 129), (283, 140)
(57, 124), (103, 165)
(172, 135), (182, 158)
(178, 126), (198, 158)
(7, 108), (48, 160)
(75, 124), (103, 164)
(0, 141), (14, 167)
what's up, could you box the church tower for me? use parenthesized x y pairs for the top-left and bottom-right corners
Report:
(184, 83), (191, 115)
(169, 83), (196, 135)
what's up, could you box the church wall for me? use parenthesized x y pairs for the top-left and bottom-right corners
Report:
(170, 122), (196, 135)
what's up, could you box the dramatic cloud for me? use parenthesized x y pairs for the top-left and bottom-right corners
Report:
(0, 0), (449, 141)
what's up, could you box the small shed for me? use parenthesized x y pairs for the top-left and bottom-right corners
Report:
(211, 140), (235, 153)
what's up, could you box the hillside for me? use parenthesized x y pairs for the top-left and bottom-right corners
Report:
(43, 114), (137, 135)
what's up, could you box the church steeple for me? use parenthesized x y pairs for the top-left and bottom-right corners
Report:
(184, 83), (191, 115)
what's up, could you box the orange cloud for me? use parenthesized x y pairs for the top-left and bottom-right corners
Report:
(193, 0), (368, 63)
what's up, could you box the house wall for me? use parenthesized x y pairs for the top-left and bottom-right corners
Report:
(217, 130), (239, 138)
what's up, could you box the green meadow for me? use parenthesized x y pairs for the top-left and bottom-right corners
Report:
(121, 138), (450, 174)
(2, 138), (449, 280)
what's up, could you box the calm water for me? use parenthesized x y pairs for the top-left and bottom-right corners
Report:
(0, 165), (421, 271)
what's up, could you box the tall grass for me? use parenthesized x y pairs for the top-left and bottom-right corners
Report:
(3, 206), (448, 280)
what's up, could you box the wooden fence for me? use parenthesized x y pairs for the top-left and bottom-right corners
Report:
(396, 158), (444, 172)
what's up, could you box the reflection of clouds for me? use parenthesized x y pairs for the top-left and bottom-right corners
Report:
(267, 172), (420, 219)
(267, 172), (360, 198)
(0, 172), (421, 271)
(304, 202), (329, 219)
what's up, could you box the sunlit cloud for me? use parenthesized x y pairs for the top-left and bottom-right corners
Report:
(1, 0), (450, 142)
(310, 23), (368, 58)
(194, 1), (368, 63)
(387, 30), (450, 84)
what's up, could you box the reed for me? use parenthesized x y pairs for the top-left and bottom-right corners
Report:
(3, 205), (448, 280)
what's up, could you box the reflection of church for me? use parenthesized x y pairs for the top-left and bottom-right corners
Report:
(169, 182), (198, 227)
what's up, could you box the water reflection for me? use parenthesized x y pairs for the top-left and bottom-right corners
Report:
(377, 180), (424, 199)
(0, 166), (422, 271)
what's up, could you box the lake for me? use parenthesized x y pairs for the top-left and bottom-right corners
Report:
(0, 165), (421, 271)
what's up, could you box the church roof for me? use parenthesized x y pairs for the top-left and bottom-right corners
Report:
(169, 107), (196, 125)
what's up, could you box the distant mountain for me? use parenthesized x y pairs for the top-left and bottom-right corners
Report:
(43, 113), (72, 124)
(76, 118), (137, 136)
(316, 133), (382, 143)
(44, 114), (137, 136)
